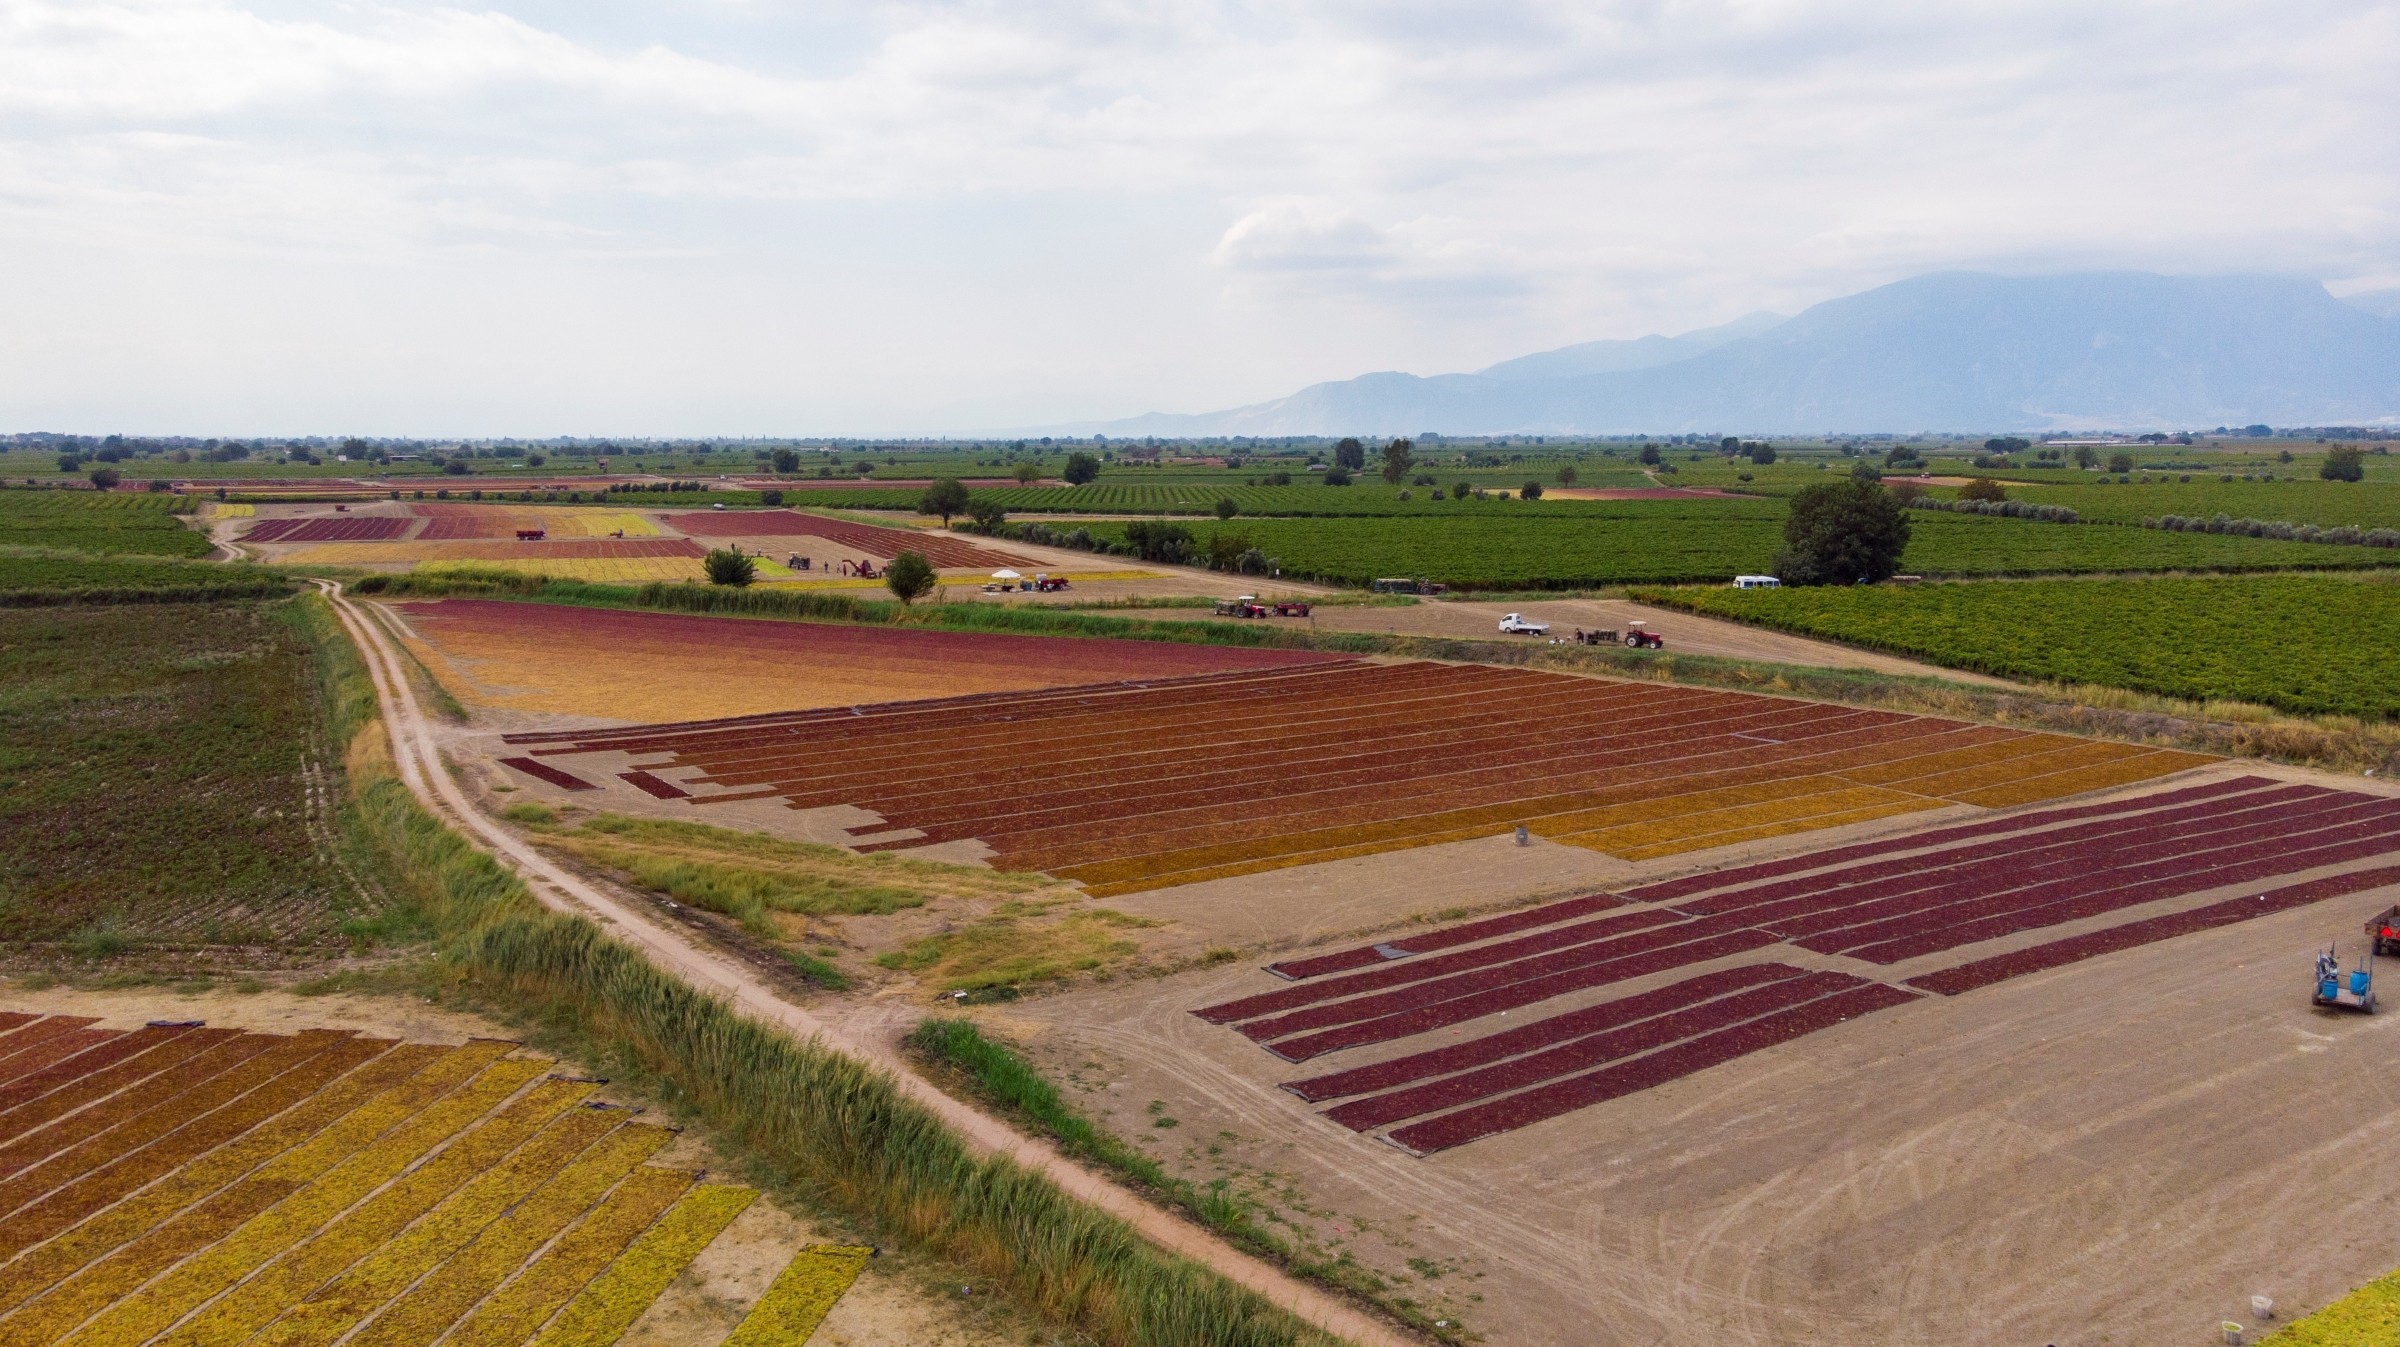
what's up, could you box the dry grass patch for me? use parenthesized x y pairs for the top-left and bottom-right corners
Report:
(874, 902), (1161, 992)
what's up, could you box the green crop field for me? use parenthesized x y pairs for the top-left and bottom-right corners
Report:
(0, 489), (213, 556)
(1634, 573), (2400, 717)
(0, 549), (295, 603)
(0, 598), (387, 951)
(1079, 506), (2400, 589)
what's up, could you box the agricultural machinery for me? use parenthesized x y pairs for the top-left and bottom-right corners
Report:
(2312, 944), (2376, 1014)
(1622, 621), (1665, 650)
(515, 528), (546, 541)
(1215, 596), (1269, 619)
(1272, 600), (1311, 616)
(2367, 904), (2400, 957)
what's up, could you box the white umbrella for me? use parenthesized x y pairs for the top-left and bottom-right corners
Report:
(990, 569), (1021, 580)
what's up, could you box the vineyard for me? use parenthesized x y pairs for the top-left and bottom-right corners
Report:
(1079, 508), (2400, 588)
(388, 597), (1343, 721)
(1189, 775), (2400, 1152)
(1636, 573), (2400, 717)
(2005, 477), (2400, 531)
(0, 1013), (866, 1345)
(0, 553), (292, 604)
(0, 493), (211, 558)
(499, 661), (2207, 895)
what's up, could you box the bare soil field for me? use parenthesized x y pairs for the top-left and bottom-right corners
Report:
(975, 765), (2400, 1346)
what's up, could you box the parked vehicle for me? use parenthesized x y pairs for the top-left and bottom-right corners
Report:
(1734, 574), (1781, 589)
(1498, 613), (1549, 635)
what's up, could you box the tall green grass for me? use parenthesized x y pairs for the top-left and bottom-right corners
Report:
(296, 593), (1340, 1347)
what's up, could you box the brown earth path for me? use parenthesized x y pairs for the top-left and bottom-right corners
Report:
(313, 580), (1411, 1347)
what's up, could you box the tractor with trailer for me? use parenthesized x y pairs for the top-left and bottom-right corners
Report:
(1214, 596), (1269, 619)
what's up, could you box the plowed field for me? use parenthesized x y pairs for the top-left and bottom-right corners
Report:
(1189, 776), (2400, 1152)
(505, 662), (2208, 891)
(0, 1012), (833, 1346)
(389, 599), (1346, 722)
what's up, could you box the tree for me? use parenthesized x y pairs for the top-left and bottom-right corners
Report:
(1014, 461), (1042, 484)
(1062, 452), (1101, 485)
(703, 548), (756, 586)
(884, 550), (937, 604)
(2107, 452), (2135, 474)
(1984, 436), (2031, 454)
(966, 499), (1008, 534)
(1452, 479), (1474, 501)
(2073, 446), (2099, 468)
(1556, 464), (1577, 486)
(1749, 442), (1776, 465)
(1333, 438), (1366, 471)
(1721, 436), (1741, 455)
(772, 448), (800, 473)
(442, 459), (470, 476)
(759, 489), (785, 506)
(917, 477), (971, 526)
(1771, 481), (1911, 586)
(55, 453), (78, 473)
(1638, 445), (1662, 466)
(1884, 445), (1923, 469)
(2323, 445), (2366, 482)
(1849, 461), (1883, 482)
(1520, 479), (1544, 499)
(87, 468), (120, 489)
(1120, 521), (1194, 563)
(1214, 498), (1239, 520)
(1380, 438), (1414, 484)
(525, 452), (546, 467)
(1321, 466), (1352, 486)
(1957, 476), (2007, 502)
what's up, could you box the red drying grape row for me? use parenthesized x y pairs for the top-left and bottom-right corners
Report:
(0, 1013), (40, 1037)
(497, 757), (599, 792)
(0, 1024), (113, 1087)
(243, 516), (412, 543)
(1748, 791), (2386, 942)
(1804, 797), (2400, 955)
(1908, 863), (2400, 995)
(1324, 971), (1870, 1132)
(1265, 895), (1624, 981)
(0, 1025), (213, 1144)
(1197, 908), (1680, 1025)
(0, 1031), (283, 1185)
(620, 770), (690, 800)
(1626, 775), (2276, 905)
(1676, 782), (2328, 918)
(1284, 963), (1811, 1102)
(1263, 930), (1783, 1063)
(1828, 816), (2400, 964)
(1385, 983), (1921, 1155)
(662, 510), (1035, 567)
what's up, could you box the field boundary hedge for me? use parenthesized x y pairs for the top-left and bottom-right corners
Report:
(295, 594), (1345, 1347)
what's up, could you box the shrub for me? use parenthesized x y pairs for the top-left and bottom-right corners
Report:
(1957, 476), (2007, 502)
(1520, 480), (1544, 499)
(2107, 452), (2135, 474)
(87, 468), (120, 489)
(758, 488), (784, 506)
(883, 550), (937, 604)
(1214, 498), (1239, 520)
(1260, 471), (1291, 486)
(1120, 521), (1194, 564)
(55, 454), (79, 473)
(703, 548), (757, 587)
(1638, 445), (1662, 466)
(1748, 443), (1776, 465)
(1062, 452), (1101, 485)
(443, 459), (470, 475)
(1452, 479), (1474, 501)
(1772, 479), (1911, 586)
(1320, 467), (1351, 486)
(2323, 445), (2366, 482)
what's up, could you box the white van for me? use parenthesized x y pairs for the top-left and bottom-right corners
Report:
(1734, 574), (1781, 589)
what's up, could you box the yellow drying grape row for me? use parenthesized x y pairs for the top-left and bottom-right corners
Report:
(205, 503), (257, 518)
(0, 1041), (474, 1336)
(173, 1098), (611, 1347)
(1890, 738), (2135, 800)
(49, 1055), (549, 1347)
(1609, 799), (1937, 862)
(1551, 784), (1929, 855)
(526, 1184), (757, 1347)
(336, 1124), (674, 1347)
(1829, 732), (2056, 786)
(147, 1077), (593, 1347)
(1949, 749), (2211, 808)
(439, 1165), (694, 1347)
(721, 1245), (873, 1347)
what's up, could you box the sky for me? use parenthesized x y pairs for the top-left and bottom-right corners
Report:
(2, 0), (2395, 436)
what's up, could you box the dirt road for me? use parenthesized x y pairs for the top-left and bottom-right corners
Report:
(315, 581), (1411, 1347)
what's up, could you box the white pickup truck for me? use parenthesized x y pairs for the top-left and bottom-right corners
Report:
(1497, 612), (1550, 635)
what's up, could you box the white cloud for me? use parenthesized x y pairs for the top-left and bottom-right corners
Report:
(0, 0), (2392, 432)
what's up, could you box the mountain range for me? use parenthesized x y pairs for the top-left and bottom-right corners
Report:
(1096, 272), (2400, 436)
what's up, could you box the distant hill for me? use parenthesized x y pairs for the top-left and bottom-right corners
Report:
(1101, 272), (2400, 435)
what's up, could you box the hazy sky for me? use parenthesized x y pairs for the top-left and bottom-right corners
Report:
(3, 1), (2394, 434)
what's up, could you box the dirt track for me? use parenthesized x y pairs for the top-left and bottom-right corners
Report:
(318, 581), (1412, 1347)
(988, 770), (2400, 1346)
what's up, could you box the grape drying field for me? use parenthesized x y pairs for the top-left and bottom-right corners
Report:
(1192, 775), (2400, 1152)
(499, 661), (2208, 894)
(0, 1014), (866, 1347)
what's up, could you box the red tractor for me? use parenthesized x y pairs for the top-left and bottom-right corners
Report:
(1214, 596), (1268, 619)
(2368, 905), (2400, 958)
(1622, 621), (1664, 650)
